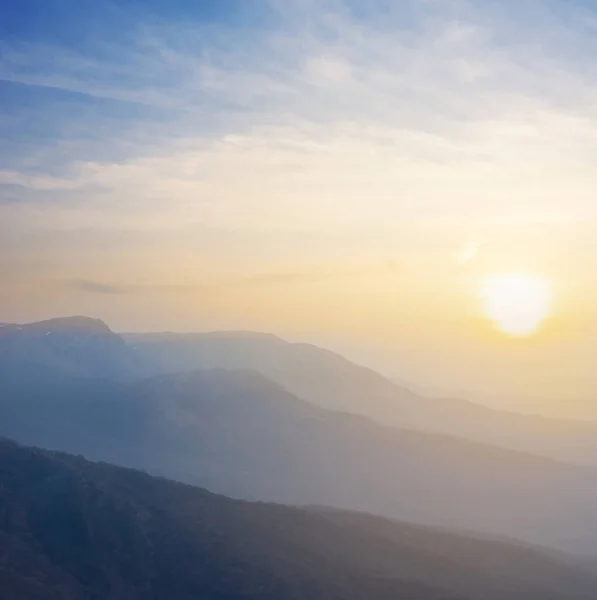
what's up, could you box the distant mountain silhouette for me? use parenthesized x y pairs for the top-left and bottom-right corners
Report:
(125, 330), (597, 466)
(2, 437), (597, 600)
(3, 362), (597, 556)
(0, 317), (149, 381)
(14, 315), (112, 334)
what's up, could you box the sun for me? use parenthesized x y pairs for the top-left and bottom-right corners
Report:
(480, 273), (551, 337)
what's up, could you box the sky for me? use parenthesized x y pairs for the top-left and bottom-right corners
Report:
(3, 0), (597, 415)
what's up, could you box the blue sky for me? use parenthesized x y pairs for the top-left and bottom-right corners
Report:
(4, 0), (597, 404)
(2, 0), (596, 169)
(3, 0), (597, 175)
(0, 0), (272, 172)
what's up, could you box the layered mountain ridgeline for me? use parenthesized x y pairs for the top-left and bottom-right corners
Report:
(3, 358), (597, 556)
(125, 330), (597, 466)
(2, 437), (597, 600)
(5, 316), (597, 467)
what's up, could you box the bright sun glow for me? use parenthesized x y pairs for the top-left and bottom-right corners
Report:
(481, 274), (552, 337)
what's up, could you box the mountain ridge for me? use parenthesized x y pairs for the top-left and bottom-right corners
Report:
(2, 436), (597, 600)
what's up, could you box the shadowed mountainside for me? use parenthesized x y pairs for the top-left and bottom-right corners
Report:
(2, 437), (597, 600)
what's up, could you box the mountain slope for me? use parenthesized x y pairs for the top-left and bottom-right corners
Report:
(2, 437), (597, 600)
(2, 367), (597, 556)
(125, 330), (597, 466)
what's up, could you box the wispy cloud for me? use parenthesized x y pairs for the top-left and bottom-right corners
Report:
(60, 261), (403, 296)
(3, 0), (597, 227)
(68, 279), (130, 295)
(216, 261), (403, 288)
(3, 0), (597, 319)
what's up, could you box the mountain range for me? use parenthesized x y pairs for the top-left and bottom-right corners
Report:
(1, 316), (597, 557)
(5, 317), (596, 469)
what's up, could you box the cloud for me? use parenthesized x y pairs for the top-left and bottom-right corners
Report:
(3, 3), (597, 200)
(0, 171), (82, 191)
(218, 261), (403, 288)
(59, 261), (403, 297)
(3, 0), (597, 294)
(68, 280), (130, 295)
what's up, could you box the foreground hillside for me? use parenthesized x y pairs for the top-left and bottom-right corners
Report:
(1, 438), (597, 600)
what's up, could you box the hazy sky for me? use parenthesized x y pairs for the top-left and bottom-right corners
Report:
(3, 0), (597, 413)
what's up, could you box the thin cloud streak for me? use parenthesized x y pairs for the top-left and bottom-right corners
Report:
(3, 0), (597, 233)
(60, 261), (403, 296)
(68, 279), (131, 295)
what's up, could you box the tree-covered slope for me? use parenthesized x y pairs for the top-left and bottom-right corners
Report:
(1, 438), (597, 600)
